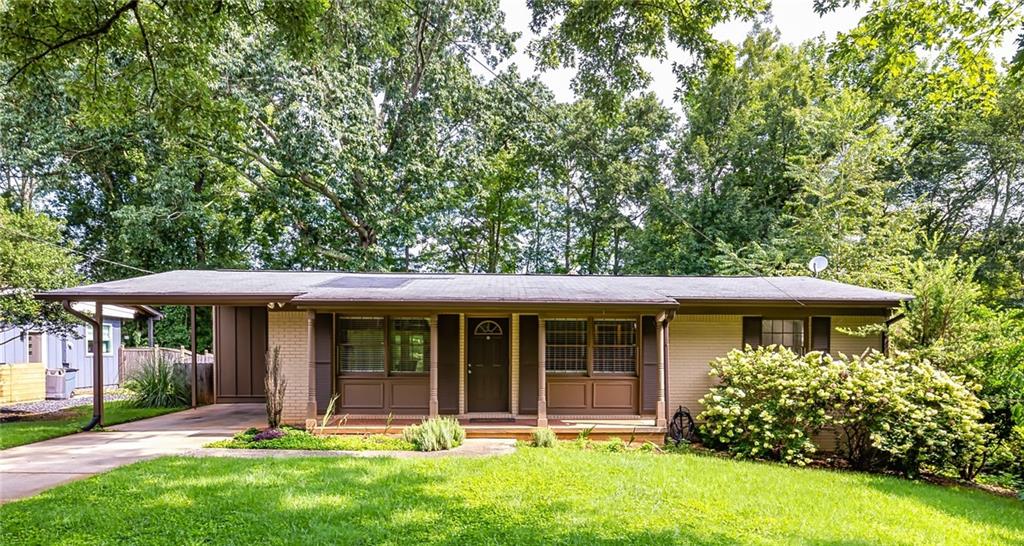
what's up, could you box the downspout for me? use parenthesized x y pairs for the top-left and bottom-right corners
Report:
(63, 300), (104, 431)
(882, 312), (905, 355)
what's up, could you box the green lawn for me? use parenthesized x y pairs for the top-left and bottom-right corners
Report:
(0, 402), (184, 450)
(1, 448), (1021, 545)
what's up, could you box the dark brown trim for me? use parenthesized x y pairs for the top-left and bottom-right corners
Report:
(518, 315), (539, 415)
(683, 305), (891, 317)
(38, 294), (300, 305)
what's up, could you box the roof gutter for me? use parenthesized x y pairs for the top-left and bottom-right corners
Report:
(62, 300), (103, 431)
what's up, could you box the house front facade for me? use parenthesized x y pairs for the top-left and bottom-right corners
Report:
(39, 271), (909, 428)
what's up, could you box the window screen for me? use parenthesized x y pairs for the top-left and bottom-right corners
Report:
(390, 318), (429, 373)
(337, 317), (385, 373)
(593, 319), (637, 374)
(761, 319), (805, 354)
(545, 319), (587, 372)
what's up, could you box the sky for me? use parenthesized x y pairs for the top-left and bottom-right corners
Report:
(487, 0), (1020, 113)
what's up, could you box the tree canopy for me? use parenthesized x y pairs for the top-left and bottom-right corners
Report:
(0, 0), (1020, 324)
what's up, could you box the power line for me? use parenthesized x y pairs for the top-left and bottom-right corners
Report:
(0, 222), (155, 274)
(401, 0), (806, 305)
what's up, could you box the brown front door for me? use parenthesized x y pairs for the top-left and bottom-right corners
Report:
(467, 318), (509, 412)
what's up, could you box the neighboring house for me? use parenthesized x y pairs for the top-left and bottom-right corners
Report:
(38, 271), (910, 426)
(0, 304), (161, 389)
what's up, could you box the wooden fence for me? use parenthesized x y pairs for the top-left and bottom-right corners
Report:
(119, 346), (215, 404)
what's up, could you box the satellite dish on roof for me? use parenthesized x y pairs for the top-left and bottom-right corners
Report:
(807, 256), (829, 277)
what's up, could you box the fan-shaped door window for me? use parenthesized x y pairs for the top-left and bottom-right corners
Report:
(473, 320), (503, 338)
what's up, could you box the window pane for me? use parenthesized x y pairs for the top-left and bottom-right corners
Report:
(760, 319), (805, 354)
(390, 318), (430, 373)
(594, 320), (637, 374)
(85, 324), (113, 355)
(545, 319), (587, 373)
(337, 317), (385, 373)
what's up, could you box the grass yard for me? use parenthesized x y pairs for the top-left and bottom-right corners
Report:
(0, 402), (184, 450)
(1, 448), (1021, 545)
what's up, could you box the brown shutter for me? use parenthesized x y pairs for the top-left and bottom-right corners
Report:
(742, 317), (762, 349)
(641, 316), (658, 413)
(811, 317), (831, 353)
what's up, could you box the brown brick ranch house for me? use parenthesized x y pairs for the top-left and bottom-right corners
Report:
(39, 271), (910, 435)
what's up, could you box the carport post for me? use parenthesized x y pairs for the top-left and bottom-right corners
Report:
(94, 302), (104, 425)
(190, 305), (197, 409)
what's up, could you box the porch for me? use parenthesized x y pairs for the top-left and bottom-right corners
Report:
(261, 310), (676, 430)
(310, 415), (666, 442)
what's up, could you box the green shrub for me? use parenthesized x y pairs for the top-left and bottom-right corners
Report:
(123, 357), (189, 408)
(531, 428), (558, 448)
(207, 427), (414, 451)
(401, 416), (465, 452)
(699, 346), (831, 465)
(700, 346), (990, 476)
(831, 351), (989, 476)
(603, 437), (626, 452)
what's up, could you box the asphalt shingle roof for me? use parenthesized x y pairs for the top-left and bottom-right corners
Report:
(38, 270), (912, 307)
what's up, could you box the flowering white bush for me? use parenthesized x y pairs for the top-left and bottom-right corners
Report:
(699, 346), (832, 465)
(833, 351), (989, 476)
(700, 346), (989, 475)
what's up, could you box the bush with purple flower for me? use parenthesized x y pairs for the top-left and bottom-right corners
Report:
(253, 428), (285, 442)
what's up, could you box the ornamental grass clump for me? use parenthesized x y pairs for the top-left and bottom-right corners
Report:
(402, 416), (465, 452)
(531, 427), (558, 448)
(123, 357), (189, 408)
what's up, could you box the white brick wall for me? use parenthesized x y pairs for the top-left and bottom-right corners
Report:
(668, 314), (886, 417)
(831, 316), (884, 358)
(267, 311), (310, 424)
(668, 315), (743, 415)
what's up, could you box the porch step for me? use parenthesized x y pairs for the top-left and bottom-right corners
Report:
(313, 424), (666, 443)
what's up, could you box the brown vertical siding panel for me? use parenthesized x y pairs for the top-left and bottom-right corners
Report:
(641, 315), (658, 413)
(437, 314), (460, 414)
(236, 307), (252, 396)
(668, 315), (743, 416)
(811, 317), (831, 352)
(518, 315), (538, 415)
(250, 307), (268, 397)
(217, 307), (237, 397)
(741, 317), (761, 348)
(314, 313), (333, 412)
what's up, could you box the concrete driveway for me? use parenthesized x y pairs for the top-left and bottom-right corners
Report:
(0, 403), (264, 503)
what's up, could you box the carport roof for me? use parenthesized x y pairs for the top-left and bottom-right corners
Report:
(37, 270), (912, 308)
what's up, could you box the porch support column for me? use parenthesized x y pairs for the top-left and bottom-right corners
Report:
(306, 311), (317, 420)
(429, 314), (439, 417)
(655, 311), (667, 428)
(94, 302), (105, 425)
(190, 305), (197, 409)
(537, 318), (547, 428)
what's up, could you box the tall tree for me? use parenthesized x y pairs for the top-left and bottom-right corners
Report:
(0, 199), (79, 334)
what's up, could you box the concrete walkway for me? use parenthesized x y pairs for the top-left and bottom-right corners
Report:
(0, 403), (265, 503)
